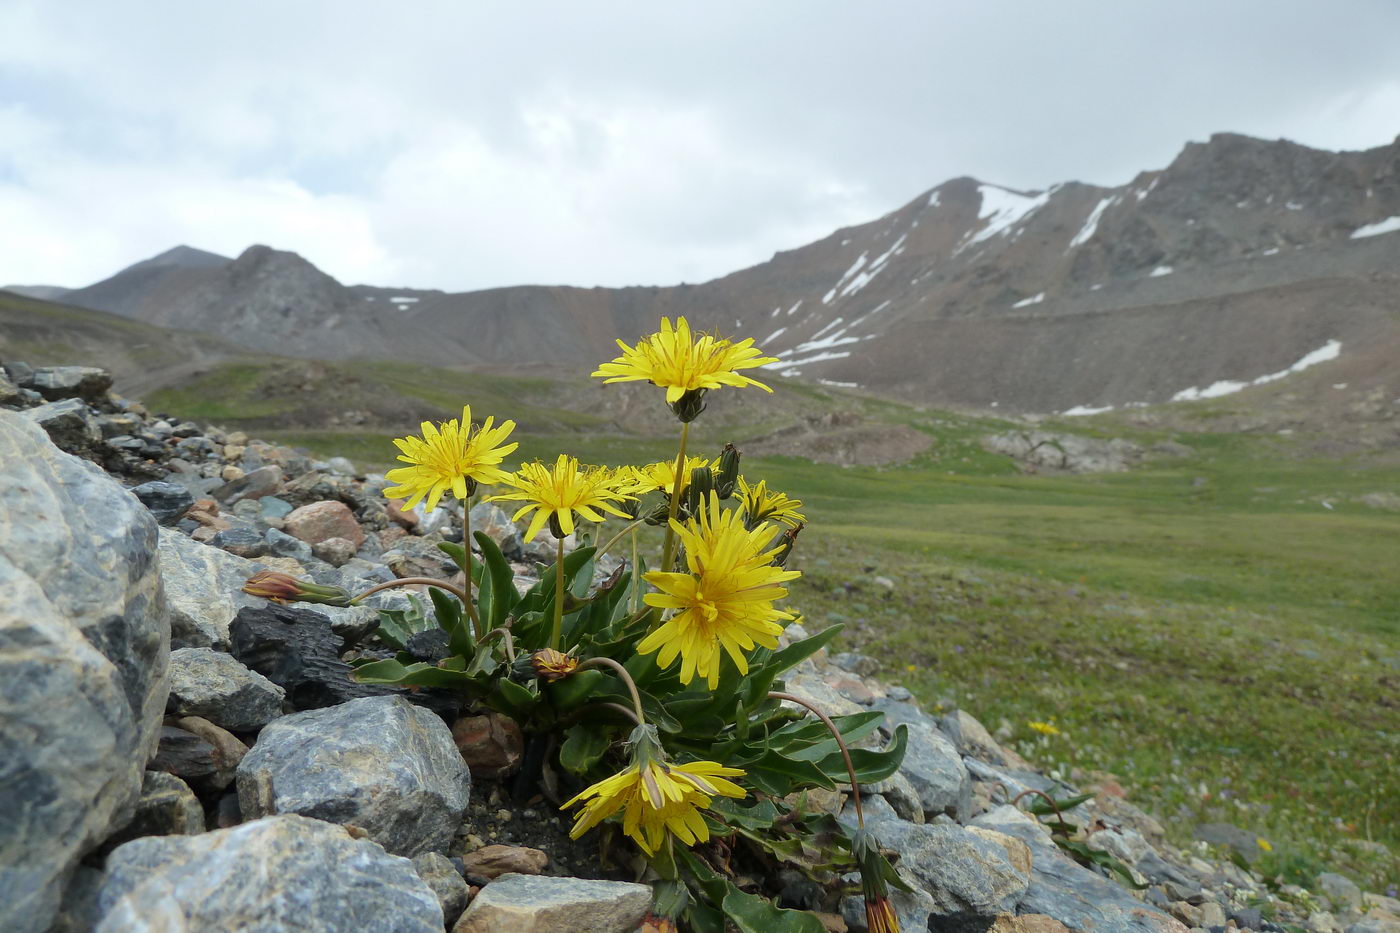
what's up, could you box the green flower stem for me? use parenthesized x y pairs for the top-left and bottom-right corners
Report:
(476, 626), (516, 662)
(550, 533), (566, 650)
(578, 656), (646, 725)
(630, 531), (641, 616)
(595, 517), (648, 561)
(659, 421), (691, 573)
(769, 690), (865, 829)
(351, 576), (471, 606)
(461, 500), (483, 638)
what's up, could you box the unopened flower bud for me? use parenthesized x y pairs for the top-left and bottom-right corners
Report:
(531, 648), (578, 682)
(242, 571), (354, 607)
(715, 444), (741, 499)
(643, 502), (672, 526)
(771, 523), (803, 567)
(684, 466), (714, 517)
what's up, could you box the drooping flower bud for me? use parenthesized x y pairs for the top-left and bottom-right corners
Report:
(531, 648), (578, 682)
(668, 387), (708, 423)
(714, 444), (741, 499)
(242, 571), (354, 607)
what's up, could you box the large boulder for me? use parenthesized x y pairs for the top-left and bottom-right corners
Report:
(0, 412), (169, 933)
(452, 873), (652, 933)
(237, 695), (471, 856)
(93, 814), (443, 932)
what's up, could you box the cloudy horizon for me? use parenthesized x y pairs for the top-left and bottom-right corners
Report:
(3, 0), (1399, 293)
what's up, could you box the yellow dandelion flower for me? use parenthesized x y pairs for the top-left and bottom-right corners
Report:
(625, 456), (714, 497)
(1256, 837), (1273, 853)
(591, 316), (779, 405)
(382, 405), (517, 512)
(737, 476), (806, 528)
(563, 753), (745, 856)
(638, 492), (800, 688)
(1027, 720), (1061, 736)
(487, 454), (631, 542)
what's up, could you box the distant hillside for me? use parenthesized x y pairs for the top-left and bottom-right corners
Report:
(41, 132), (1400, 418)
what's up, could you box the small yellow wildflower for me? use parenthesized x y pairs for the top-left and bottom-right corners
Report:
(591, 316), (779, 405)
(1256, 837), (1273, 853)
(488, 454), (631, 541)
(563, 752), (745, 855)
(638, 493), (799, 688)
(625, 456), (714, 497)
(738, 476), (806, 527)
(1027, 720), (1061, 736)
(383, 405), (517, 512)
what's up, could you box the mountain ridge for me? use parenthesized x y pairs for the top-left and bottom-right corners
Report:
(31, 130), (1400, 415)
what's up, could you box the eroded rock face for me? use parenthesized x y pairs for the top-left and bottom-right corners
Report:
(93, 814), (443, 933)
(877, 820), (1030, 918)
(237, 695), (471, 856)
(0, 412), (169, 933)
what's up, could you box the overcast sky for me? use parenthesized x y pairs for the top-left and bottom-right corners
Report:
(2, 1), (1398, 292)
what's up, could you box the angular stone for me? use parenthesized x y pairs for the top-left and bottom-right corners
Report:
(841, 866), (935, 933)
(284, 500), (366, 549)
(22, 397), (99, 453)
(152, 718), (248, 794)
(461, 845), (549, 880)
(104, 772), (205, 848)
(0, 370), (22, 406)
(414, 851), (470, 926)
(469, 503), (523, 559)
(312, 535), (358, 566)
(159, 528), (264, 649)
(209, 526), (269, 559)
(265, 526), (314, 560)
(973, 805), (1188, 933)
(166, 647), (285, 731)
(23, 365), (112, 403)
(213, 465), (285, 505)
(452, 873), (652, 933)
(0, 412), (169, 933)
(237, 695), (471, 857)
(877, 820), (1030, 917)
(94, 814), (442, 932)
(898, 722), (972, 820)
(861, 769), (925, 824)
(129, 481), (195, 525)
(1319, 872), (1363, 912)
(831, 651), (882, 677)
(940, 708), (1011, 764)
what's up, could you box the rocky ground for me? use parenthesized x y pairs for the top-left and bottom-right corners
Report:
(1, 360), (1397, 933)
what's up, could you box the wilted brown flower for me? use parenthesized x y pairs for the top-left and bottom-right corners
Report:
(242, 571), (354, 607)
(530, 648), (578, 682)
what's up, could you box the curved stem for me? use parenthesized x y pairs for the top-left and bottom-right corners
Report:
(658, 421), (691, 573)
(550, 534), (566, 650)
(595, 517), (647, 562)
(1011, 788), (1066, 826)
(579, 656), (646, 725)
(461, 501), (483, 638)
(770, 691), (864, 829)
(352, 576), (470, 605)
(477, 626), (516, 662)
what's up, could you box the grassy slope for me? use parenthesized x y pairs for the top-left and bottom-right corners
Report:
(121, 356), (1400, 889)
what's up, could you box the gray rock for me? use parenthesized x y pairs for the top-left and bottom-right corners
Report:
(0, 370), (22, 406)
(3, 359), (35, 384)
(167, 647), (285, 731)
(452, 873), (652, 933)
(209, 526), (269, 558)
(876, 820), (1029, 917)
(93, 814), (443, 933)
(1319, 872), (1363, 912)
(129, 481), (195, 526)
(413, 851), (470, 925)
(265, 526), (315, 561)
(872, 697), (944, 733)
(260, 495), (294, 519)
(840, 867), (935, 933)
(213, 465), (285, 505)
(159, 528), (288, 649)
(831, 651), (882, 677)
(22, 397), (99, 452)
(469, 503), (524, 559)
(0, 412), (169, 933)
(973, 804), (1188, 932)
(152, 719), (248, 793)
(326, 456), (358, 476)
(838, 793), (901, 831)
(23, 365), (112, 403)
(170, 421), (202, 438)
(95, 412), (143, 439)
(312, 535), (358, 567)
(982, 430), (1145, 474)
(1347, 914), (1400, 933)
(175, 435), (217, 459)
(237, 695), (471, 857)
(105, 772), (205, 848)
(860, 770), (925, 824)
(46, 866), (104, 933)
(939, 708), (1008, 764)
(897, 723), (972, 820)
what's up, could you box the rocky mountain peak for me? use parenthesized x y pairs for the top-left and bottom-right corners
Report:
(135, 245), (231, 271)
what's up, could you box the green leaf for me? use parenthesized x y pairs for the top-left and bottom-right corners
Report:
(492, 679), (539, 719)
(743, 749), (838, 795)
(544, 669), (607, 710)
(437, 541), (472, 577)
(721, 890), (825, 933)
(350, 657), (477, 689)
(473, 531), (518, 630)
(742, 624), (844, 710)
(815, 724), (908, 785)
(558, 722), (613, 774)
(1024, 791), (1094, 817)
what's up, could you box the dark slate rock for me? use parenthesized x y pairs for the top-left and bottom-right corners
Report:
(23, 365), (112, 403)
(209, 526), (269, 559)
(102, 771), (205, 850)
(93, 815), (443, 932)
(265, 527), (313, 561)
(237, 695), (471, 857)
(0, 412), (168, 933)
(405, 628), (453, 663)
(228, 604), (460, 719)
(174, 436), (216, 459)
(22, 398), (99, 453)
(95, 412), (144, 440)
(129, 481), (195, 526)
